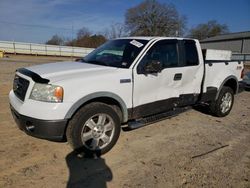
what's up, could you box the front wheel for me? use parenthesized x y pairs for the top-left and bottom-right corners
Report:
(209, 86), (234, 117)
(66, 102), (121, 156)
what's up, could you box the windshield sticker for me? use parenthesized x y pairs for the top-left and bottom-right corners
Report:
(122, 62), (128, 66)
(130, 40), (144, 48)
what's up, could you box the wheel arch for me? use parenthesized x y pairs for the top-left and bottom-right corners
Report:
(65, 92), (128, 123)
(216, 76), (238, 100)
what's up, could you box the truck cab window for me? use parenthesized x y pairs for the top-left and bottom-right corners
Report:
(184, 40), (199, 66)
(138, 41), (178, 72)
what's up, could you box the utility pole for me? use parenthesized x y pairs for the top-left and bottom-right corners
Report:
(72, 24), (74, 59)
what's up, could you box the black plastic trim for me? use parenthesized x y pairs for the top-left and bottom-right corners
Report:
(131, 98), (178, 119)
(13, 75), (30, 101)
(10, 105), (67, 142)
(174, 73), (182, 81)
(120, 79), (131, 83)
(199, 87), (218, 102)
(129, 94), (199, 119)
(17, 68), (50, 84)
(128, 88), (220, 120)
(238, 81), (247, 92)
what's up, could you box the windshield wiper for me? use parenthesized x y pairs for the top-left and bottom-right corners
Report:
(75, 58), (85, 62)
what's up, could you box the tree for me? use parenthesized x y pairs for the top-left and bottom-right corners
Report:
(68, 27), (91, 47)
(65, 34), (107, 48)
(46, 35), (64, 45)
(49, 27), (107, 48)
(77, 27), (91, 39)
(104, 23), (127, 39)
(83, 34), (107, 48)
(188, 20), (229, 40)
(125, 0), (186, 36)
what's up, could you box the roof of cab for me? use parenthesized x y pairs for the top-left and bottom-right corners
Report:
(116, 36), (195, 41)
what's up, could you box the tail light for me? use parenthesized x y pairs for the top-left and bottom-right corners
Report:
(241, 68), (244, 79)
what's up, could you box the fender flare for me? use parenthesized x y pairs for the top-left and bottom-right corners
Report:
(65, 92), (128, 122)
(216, 75), (238, 100)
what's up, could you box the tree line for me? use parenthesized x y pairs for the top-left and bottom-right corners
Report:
(46, 0), (229, 48)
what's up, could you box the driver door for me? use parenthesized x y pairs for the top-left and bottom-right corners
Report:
(132, 39), (184, 118)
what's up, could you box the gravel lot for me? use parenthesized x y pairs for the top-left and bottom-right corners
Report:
(0, 55), (249, 188)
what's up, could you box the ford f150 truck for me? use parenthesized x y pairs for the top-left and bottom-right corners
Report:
(9, 37), (244, 155)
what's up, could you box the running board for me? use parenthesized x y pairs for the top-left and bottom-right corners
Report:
(125, 107), (191, 130)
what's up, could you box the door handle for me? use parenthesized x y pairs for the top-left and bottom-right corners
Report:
(174, 73), (182, 81)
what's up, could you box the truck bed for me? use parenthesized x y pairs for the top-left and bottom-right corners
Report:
(203, 60), (244, 93)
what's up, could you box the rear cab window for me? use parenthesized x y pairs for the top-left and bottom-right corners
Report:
(183, 40), (199, 66)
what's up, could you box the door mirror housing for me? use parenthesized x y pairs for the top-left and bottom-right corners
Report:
(144, 60), (163, 74)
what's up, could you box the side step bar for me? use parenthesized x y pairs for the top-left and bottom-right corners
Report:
(125, 107), (191, 130)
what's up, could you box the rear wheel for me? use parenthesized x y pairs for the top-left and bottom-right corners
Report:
(66, 102), (121, 156)
(209, 86), (234, 117)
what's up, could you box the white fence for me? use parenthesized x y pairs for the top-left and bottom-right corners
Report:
(0, 40), (94, 57)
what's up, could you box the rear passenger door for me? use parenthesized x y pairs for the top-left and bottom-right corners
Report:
(178, 40), (203, 98)
(132, 39), (203, 118)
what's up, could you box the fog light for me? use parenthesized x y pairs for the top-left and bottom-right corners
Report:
(25, 122), (35, 132)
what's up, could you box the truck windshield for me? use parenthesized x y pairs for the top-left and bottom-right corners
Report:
(81, 39), (149, 68)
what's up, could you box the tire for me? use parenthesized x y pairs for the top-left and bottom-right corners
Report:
(66, 102), (121, 156)
(209, 86), (234, 117)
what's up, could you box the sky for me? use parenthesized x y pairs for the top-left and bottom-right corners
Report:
(0, 0), (249, 43)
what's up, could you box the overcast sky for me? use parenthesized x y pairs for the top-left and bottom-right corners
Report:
(0, 0), (249, 43)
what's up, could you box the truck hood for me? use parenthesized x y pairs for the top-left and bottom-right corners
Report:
(26, 61), (119, 83)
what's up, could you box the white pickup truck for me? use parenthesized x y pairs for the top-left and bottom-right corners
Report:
(9, 37), (245, 155)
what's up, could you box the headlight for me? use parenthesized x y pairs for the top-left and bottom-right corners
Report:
(30, 83), (63, 103)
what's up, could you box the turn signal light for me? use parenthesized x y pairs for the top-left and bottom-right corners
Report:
(54, 87), (64, 102)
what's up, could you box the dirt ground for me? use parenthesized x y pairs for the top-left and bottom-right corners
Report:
(0, 55), (249, 188)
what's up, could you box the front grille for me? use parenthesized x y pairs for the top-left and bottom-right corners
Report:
(13, 74), (30, 101)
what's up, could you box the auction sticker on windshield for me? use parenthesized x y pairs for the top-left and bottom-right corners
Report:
(130, 40), (144, 48)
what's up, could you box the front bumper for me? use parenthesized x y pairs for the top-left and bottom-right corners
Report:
(10, 105), (68, 141)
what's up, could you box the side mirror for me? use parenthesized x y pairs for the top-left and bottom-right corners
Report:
(144, 60), (163, 74)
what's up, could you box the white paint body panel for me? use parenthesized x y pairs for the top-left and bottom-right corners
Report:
(9, 62), (132, 120)
(133, 39), (204, 107)
(203, 61), (243, 92)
